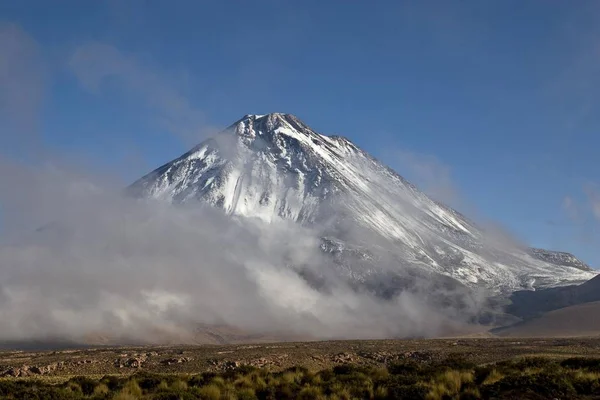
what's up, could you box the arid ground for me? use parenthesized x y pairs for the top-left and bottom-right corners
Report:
(2, 337), (600, 379)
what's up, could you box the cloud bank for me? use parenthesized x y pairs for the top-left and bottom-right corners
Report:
(0, 164), (475, 343)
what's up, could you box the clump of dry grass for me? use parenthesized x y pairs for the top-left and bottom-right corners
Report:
(482, 368), (504, 385)
(297, 385), (324, 400)
(114, 379), (142, 399)
(197, 383), (221, 400)
(426, 370), (474, 400)
(170, 379), (188, 391)
(93, 383), (109, 395)
(113, 392), (139, 400)
(374, 385), (388, 399)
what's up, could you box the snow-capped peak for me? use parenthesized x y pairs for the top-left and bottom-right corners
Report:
(129, 113), (596, 292)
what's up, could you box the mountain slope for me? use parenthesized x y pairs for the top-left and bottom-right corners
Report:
(507, 274), (600, 319)
(494, 301), (600, 338)
(130, 113), (596, 292)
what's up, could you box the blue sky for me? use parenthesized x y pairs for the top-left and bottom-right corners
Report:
(1, 0), (599, 265)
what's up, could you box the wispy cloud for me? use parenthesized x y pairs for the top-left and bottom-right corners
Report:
(0, 23), (45, 153)
(564, 184), (600, 224)
(391, 149), (461, 208)
(562, 185), (599, 257)
(562, 195), (580, 222)
(584, 184), (600, 221)
(69, 43), (217, 145)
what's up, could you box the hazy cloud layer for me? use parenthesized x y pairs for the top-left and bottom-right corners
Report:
(0, 162), (471, 342)
(69, 43), (217, 145)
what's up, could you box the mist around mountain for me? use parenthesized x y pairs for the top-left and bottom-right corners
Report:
(0, 113), (597, 345)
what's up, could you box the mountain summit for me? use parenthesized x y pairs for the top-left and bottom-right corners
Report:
(130, 113), (596, 292)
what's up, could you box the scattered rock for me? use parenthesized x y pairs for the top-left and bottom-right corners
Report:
(402, 351), (434, 363)
(29, 363), (59, 375)
(160, 357), (192, 366)
(247, 354), (288, 368)
(331, 352), (357, 363)
(74, 359), (94, 366)
(114, 355), (147, 368)
(126, 358), (145, 368)
(208, 359), (241, 371)
(311, 355), (325, 363)
(359, 351), (398, 363)
(2, 366), (30, 377)
(2, 362), (64, 377)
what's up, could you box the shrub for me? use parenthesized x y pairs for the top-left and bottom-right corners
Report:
(171, 379), (188, 391)
(374, 385), (388, 399)
(113, 392), (138, 400)
(232, 365), (259, 376)
(298, 385), (325, 400)
(69, 376), (97, 395)
(459, 385), (481, 400)
(441, 354), (476, 371)
(133, 372), (164, 391)
(65, 381), (83, 394)
(388, 360), (422, 376)
(370, 367), (390, 382)
(281, 370), (304, 385)
(571, 370), (600, 395)
(426, 370), (474, 400)
(100, 375), (122, 392)
(197, 383), (222, 400)
(482, 372), (576, 399)
(386, 382), (429, 400)
(123, 379), (143, 398)
(237, 387), (259, 400)
(332, 364), (359, 376)
(209, 376), (226, 388)
(93, 383), (110, 396)
(482, 369), (504, 386)
(562, 357), (600, 372)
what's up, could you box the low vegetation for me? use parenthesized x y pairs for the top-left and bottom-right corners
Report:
(2, 356), (600, 399)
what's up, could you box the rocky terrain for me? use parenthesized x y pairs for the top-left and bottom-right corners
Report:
(2, 338), (600, 379)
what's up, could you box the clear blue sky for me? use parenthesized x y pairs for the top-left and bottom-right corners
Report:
(1, 0), (599, 266)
